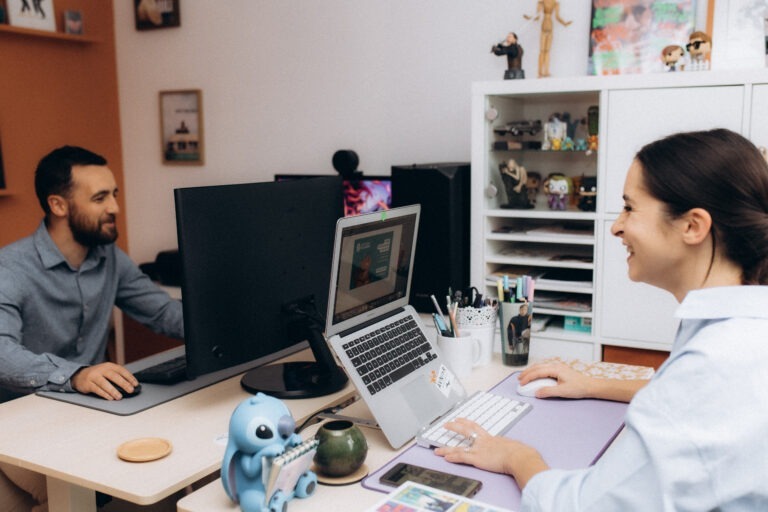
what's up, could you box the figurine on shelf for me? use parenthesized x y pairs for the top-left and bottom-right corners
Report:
(543, 173), (570, 210)
(662, 44), (686, 72)
(574, 138), (588, 151)
(523, 0), (572, 78)
(526, 171), (542, 207)
(500, 159), (534, 209)
(578, 176), (597, 212)
(491, 32), (525, 79)
(686, 31), (712, 71)
(542, 113), (566, 150)
(562, 137), (575, 151)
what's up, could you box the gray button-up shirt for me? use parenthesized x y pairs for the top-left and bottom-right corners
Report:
(0, 221), (183, 399)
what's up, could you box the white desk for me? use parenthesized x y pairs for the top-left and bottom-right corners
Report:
(0, 350), (357, 512)
(177, 354), (516, 512)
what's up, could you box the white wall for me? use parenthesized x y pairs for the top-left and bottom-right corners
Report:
(113, 0), (711, 264)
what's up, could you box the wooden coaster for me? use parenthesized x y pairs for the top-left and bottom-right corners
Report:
(312, 464), (369, 486)
(117, 437), (172, 462)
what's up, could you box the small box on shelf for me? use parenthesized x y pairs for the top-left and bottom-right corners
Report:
(564, 315), (591, 333)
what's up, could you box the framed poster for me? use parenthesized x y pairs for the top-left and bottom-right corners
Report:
(7, 0), (56, 32)
(134, 0), (180, 31)
(159, 89), (204, 165)
(588, 0), (696, 75)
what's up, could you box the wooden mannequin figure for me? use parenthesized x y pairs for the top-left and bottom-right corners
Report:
(524, 0), (572, 78)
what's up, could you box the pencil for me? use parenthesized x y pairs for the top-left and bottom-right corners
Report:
(448, 302), (461, 337)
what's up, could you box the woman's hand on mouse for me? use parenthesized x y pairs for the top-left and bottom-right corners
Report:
(518, 362), (593, 399)
(520, 362), (650, 403)
(434, 418), (549, 489)
(71, 363), (138, 400)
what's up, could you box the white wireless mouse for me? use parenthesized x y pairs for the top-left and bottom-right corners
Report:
(516, 377), (558, 397)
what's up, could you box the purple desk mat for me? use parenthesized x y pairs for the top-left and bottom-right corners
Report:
(362, 371), (628, 510)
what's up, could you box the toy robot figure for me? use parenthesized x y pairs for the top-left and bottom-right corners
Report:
(500, 159), (533, 209)
(542, 114), (566, 150)
(544, 173), (569, 210)
(578, 176), (597, 212)
(222, 394), (317, 512)
(491, 32), (525, 79)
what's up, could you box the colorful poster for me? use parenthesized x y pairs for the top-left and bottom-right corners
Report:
(588, 0), (696, 75)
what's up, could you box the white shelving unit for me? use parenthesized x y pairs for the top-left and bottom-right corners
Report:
(471, 70), (768, 362)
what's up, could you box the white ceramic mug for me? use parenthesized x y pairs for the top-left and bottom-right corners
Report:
(455, 323), (495, 367)
(436, 333), (481, 379)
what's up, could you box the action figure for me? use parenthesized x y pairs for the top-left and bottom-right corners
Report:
(500, 159), (533, 209)
(542, 113), (566, 150)
(544, 173), (570, 210)
(524, 0), (572, 78)
(222, 394), (317, 512)
(526, 171), (542, 206)
(577, 176), (597, 212)
(686, 31), (712, 71)
(491, 32), (525, 79)
(662, 45), (685, 71)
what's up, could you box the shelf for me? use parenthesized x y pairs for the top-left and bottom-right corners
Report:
(484, 208), (596, 220)
(0, 189), (13, 197)
(486, 232), (595, 246)
(0, 24), (99, 43)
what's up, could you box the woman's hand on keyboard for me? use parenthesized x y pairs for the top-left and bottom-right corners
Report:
(434, 417), (548, 489)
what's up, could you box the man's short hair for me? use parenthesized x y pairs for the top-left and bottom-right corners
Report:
(34, 146), (107, 215)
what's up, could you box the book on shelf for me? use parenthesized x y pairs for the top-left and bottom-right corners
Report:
(534, 293), (592, 312)
(262, 438), (319, 502)
(365, 481), (512, 512)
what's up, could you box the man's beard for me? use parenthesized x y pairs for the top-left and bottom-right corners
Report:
(68, 206), (118, 247)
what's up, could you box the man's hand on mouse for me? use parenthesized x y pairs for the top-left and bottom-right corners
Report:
(518, 362), (593, 399)
(71, 363), (138, 400)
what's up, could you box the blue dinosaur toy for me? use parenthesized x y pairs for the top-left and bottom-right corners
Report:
(222, 393), (317, 512)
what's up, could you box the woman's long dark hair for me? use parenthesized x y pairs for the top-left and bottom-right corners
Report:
(636, 129), (768, 285)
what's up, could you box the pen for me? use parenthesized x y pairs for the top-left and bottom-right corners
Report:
(430, 294), (448, 326)
(497, 279), (504, 303)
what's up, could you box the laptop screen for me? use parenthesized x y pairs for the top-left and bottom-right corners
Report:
(326, 206), (420, 336)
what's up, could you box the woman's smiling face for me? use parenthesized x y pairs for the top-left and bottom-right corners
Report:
(611, 160), (688, 293)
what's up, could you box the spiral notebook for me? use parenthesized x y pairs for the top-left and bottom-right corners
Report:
(262, 438), (319, 500)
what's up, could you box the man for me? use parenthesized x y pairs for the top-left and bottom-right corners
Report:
(0, 146), (184, 510)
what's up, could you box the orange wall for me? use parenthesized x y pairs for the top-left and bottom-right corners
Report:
(0, 0), (126, 251)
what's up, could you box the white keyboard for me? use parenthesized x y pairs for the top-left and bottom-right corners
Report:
(416, 391), (532, 448)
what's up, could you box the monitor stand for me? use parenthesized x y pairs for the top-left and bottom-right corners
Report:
(240, 297), (348, 398)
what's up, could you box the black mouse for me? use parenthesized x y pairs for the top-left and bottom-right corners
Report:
(111, 383), (142, 399)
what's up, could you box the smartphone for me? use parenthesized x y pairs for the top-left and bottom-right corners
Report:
(379, 462), (483, 497)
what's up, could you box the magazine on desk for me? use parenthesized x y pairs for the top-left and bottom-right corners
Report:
(366, 481), (513, 512)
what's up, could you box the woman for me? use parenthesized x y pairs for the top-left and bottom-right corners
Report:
(436, 129), (768, 510)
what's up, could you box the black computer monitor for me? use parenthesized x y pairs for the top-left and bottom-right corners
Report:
(174, 176), (348, 398)
(274, 174), (392, 217)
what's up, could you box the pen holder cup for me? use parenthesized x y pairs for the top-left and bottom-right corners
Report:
(498, 301), (533, 366)
(455, 305), (498, 367)
(313, 420), (368, 478)
(436, 333), (482, 379)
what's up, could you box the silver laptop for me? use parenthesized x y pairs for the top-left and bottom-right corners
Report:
(325, 205), (468, 449)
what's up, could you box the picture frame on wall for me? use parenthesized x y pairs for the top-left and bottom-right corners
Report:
(588, 0), (695, 75)
(135, 0), (180, 31)
(7, 0), (56, 32)
(159, 89), (204, 166)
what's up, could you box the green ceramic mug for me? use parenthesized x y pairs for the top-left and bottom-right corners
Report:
(313, 420), (368, 477)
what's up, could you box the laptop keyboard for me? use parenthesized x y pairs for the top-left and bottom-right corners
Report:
(133, 355), (188, 385)
(342, 316), (436, 396)
(416, 391), (533, 448)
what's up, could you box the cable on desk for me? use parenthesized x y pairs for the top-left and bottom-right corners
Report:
(294, 394), (361, 433)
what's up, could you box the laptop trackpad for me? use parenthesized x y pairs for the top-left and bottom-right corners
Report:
(400, 376), (445, 426)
